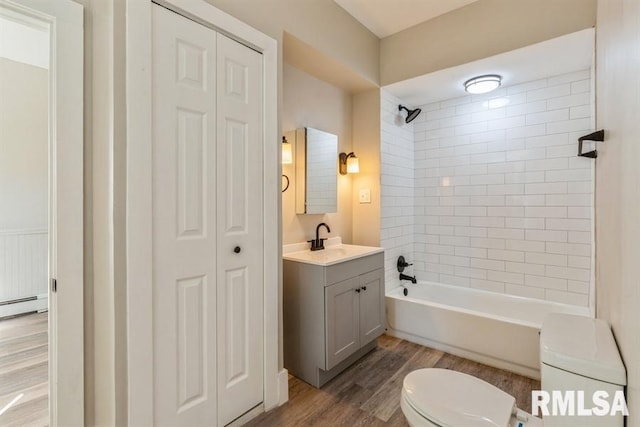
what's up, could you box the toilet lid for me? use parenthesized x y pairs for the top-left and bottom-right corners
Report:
(403, 369), (516, 427)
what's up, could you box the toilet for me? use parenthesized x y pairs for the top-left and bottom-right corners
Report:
(400, 314), (627, 427)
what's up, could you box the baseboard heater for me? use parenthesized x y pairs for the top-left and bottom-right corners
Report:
(0, 295), (38, 306)
(0, 294), (48, 319)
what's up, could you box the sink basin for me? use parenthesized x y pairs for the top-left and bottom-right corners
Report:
(283, 237), (383, 266)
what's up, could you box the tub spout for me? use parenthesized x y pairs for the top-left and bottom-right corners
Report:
(400, 273), (417, 284)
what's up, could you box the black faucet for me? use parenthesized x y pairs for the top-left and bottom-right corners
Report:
(399, 273), (417, 284)
(309, 222), (331, 251)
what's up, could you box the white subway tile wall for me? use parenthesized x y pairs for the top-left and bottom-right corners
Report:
(413, 69), (594, 306)
(380, 70), (594, 306)
(380, 90), (415, 291)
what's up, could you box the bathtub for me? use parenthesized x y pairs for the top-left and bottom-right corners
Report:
(385, 281), (590, 379)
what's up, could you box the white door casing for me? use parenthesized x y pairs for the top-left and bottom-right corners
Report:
(215, 33), (264, 426)
(152, 5), (218, 425)
(0, 0), (84, 425)
(152, 5), (265, 425)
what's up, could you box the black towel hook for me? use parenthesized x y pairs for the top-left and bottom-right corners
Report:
(578, 129), (604, 158)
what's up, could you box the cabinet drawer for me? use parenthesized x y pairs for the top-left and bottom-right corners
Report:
(325, 252), (383, 285)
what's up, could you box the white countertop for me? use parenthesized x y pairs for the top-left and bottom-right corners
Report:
(283, 237), (384, 266)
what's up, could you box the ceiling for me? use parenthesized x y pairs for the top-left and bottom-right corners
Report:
(384, 28), (595, 107)
(334, 0), (481, 38)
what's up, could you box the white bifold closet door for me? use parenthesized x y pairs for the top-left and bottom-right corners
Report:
(152, 4), (264, 426)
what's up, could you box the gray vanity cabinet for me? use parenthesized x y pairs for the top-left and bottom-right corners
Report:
(325, 269), (385, 370)
(284, 252), (384, 387)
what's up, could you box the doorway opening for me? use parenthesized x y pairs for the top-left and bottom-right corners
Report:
(0, 0), (84, 424)
(0, 11), (50, 425)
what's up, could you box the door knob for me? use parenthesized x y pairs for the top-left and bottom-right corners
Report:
(362, 286), (367, 291)
(234, 246), (241, 254)
(355, 288), (360, 293)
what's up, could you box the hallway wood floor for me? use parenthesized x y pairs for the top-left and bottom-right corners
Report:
(247, 334), (540, 426)
(0, 312), (48, 427)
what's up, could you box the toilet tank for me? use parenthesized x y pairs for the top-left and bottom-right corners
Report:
(539, 314), (627, 427)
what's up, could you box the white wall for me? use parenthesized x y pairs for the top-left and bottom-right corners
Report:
(0, 58), (48, 231)
(380, 90), (415, 292)
(0, 57), (49, 307)
(282, 64), (353, 245)
(595, 0), (640, 420)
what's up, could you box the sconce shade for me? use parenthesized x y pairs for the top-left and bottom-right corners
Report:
(346, 156), (359, 174)
(282, 136), (293, 164)
(339, 152), (359, 175)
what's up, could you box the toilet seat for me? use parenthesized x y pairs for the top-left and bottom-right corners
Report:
(402, 368), (516, 427)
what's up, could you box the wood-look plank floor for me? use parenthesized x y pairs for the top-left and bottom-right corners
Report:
(0, 312), (49, 427)
(247, 334), (540, 426)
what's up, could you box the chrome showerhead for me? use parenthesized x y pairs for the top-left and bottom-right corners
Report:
(398, 104), (422, 124)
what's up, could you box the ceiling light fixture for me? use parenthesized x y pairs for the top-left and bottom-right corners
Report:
(464, 74), (502, 94)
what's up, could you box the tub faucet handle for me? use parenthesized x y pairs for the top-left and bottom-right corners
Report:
(397, 255), (413, 273)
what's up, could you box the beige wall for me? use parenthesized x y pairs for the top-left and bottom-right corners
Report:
(352, 89), (381, 247)
(282, 64), (354, 245)
(595, 0), (640, 420)
(206, 0), (379, 85)
(0, 58), (48, 231)
(380, 0), (597, 85)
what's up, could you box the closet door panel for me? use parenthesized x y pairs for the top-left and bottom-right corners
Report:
(216, 33), (264, 427)
(152, 5), (217, 425)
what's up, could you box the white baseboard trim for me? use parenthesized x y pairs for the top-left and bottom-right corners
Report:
(277, 368), (289, 406)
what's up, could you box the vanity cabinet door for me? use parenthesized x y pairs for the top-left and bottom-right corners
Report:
(359, 269), (385, 346)
(325, 277), (360, 370)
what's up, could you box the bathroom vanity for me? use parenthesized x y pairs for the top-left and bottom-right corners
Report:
(283, 238), (385, 387)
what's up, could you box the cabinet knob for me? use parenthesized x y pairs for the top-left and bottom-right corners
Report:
(361, 286), (367, 291)
(355, 288), (360, 293)
(234, 246), (241, 254)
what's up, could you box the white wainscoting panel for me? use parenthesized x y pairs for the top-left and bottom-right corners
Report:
(0, 229), (48, 316)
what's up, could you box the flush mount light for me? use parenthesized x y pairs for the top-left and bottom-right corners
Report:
(464, 74), (502, 94)
(339, 152), (359, 175)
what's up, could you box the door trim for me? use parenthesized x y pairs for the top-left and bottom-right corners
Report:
(125, 0), (279, 424)
(0, 0), (84, 425)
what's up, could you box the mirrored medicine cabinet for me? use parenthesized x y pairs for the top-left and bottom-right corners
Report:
(295, 127), (338, 214)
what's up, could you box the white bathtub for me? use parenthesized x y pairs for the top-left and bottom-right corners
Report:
(385, 281), (591, 379)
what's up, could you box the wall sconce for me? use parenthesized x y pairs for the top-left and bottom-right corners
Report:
(339, 152), (359, 175)
(281, 136), (293, 164)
